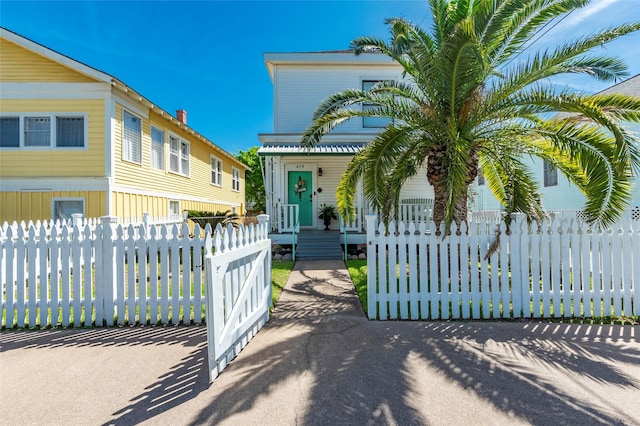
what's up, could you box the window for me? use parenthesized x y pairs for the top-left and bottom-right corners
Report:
(56, 117), (84, 147)
(122, 110), (142, 163)
(232, 167), (240, 191)
(0, 117), (20, 147)
(0, 115), (86, 148)
(52, 198), (85, 220)
(169, 200), (180, 218)
(211, 155), (222, 186)
(151, 126), (165, 170)
(543, 160), (558, 187)
(169, 134), (189, 175)
(362, 80), (392, 128)
(25, 117), (51, 146)
(477, 169), (485, 186)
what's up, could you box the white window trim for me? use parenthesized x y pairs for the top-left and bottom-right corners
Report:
(0, 113), (88, 150)
(122, 109), (143, 165)
(150, 125), (165, 171)
(210, 155), (223, 187)
(231, 166), (241, 192)
(51, 197), (86, 220)
(168, 132), (190, 177)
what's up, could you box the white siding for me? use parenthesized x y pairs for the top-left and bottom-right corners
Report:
(274, 65), (403, 133)
(398, 164), (435, 202)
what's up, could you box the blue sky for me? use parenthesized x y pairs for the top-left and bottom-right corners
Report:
(1, 0), (639, 155)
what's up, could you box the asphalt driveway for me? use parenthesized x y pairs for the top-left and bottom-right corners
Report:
(1, 260), (639, 425)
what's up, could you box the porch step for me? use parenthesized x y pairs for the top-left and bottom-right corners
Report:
(295, 230), (343, 261)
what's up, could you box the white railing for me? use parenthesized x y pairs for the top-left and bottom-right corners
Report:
(340, 206), (364, 232)
(204, 215), (271, 382)
(277, 203), (299, 233)
(365, 214), (640, 320)
(0, 216), (270, 329)
(398, 203), (433, 224)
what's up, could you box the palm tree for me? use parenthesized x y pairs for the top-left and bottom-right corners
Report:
(301, 0), (640, 229)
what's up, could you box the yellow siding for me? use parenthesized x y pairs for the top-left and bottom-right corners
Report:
(0, 38), (97, 83)
(113, 104), (246, 208)
(0, 99), (106, 177)
(111, 191), (244, 219)
(0, 191), (107, 223)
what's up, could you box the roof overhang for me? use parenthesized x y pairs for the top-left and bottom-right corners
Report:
(258, 142), (365, 156)
(263, 51), (399, 80)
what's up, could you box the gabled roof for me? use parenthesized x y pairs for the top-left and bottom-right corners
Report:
(0, 27), (246, 168)
(597, 73), (640, 96)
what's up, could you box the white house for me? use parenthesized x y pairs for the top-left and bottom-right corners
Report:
(474, 74), (640, 220)
(258, 50), (435, 244)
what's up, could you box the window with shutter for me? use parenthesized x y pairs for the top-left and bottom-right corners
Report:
(151, 126), (165, 170)
(122, 110), (142, 163)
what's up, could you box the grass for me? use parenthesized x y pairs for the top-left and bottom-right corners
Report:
(346, 260), (368, 315)
(271, 260), (295, 308)
(3, 260), (296, 330)
(345, 259), (638, 325)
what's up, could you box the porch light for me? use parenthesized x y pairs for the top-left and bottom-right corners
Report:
(318, 168), (323, 176)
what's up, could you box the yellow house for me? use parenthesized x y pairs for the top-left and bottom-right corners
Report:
(0, 27), (247, 224)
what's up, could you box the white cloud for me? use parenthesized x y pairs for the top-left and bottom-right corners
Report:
(561, 0), (622, 28)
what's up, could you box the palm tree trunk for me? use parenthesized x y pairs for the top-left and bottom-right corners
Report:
(427, 146), (478, 231)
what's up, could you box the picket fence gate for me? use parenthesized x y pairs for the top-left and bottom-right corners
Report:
(365, 214), (640, 320)
(204, 218), (272, 382)
(0, 215), (272, 331)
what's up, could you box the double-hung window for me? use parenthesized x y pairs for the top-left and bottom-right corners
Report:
(151, 126), (165, 170)
(543, 160), (558, 187)
(362, 80), (392, 128)
(211, 156), (222, 186)
(169, 134), (189, 176)
(0, 115), (86, 148)
(232, 167), (240, 191)
(25, 117), (51, 146)
(122, 110), (142, 163)
(477, 169), (485, 186)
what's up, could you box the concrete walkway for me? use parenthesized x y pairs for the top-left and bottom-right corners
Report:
(1, 260), (639, 425)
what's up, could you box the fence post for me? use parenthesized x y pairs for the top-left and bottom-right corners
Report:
(72, 213), (83, 227)
(100, 216), (118, 326)
(257, 214), (271, 307)
(365, 214), (377, 319)
(143, 212), (150, 236)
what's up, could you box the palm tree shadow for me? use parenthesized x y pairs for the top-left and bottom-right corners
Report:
(10, 268), (633, 425)
(187, 265), (639, 425)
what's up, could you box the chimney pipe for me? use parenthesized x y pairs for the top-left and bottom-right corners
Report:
(176, 109), (187, 125)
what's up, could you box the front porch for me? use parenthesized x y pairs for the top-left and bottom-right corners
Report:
(268, 201), (435, 260)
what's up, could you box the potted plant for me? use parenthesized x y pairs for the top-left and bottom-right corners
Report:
(318, 204), (337, 230)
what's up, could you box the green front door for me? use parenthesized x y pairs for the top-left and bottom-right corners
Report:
(288, 171), (313, 227)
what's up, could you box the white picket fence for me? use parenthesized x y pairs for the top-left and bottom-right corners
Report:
(0, 215), (272, 329)
(365, 214), (640, 320)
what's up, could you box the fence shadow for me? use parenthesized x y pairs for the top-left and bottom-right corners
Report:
(3, 267), (639, 424)
(0, 325), (206, 353)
